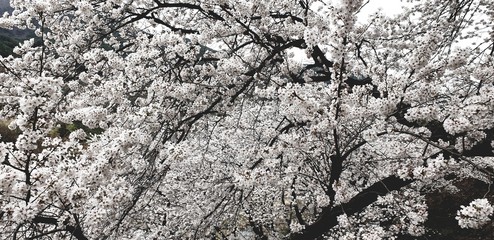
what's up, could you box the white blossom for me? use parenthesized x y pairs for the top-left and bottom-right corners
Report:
(0, 0), (493, 239)
(456, 198), (494, 229)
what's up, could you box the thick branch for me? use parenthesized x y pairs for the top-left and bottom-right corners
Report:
(33, 216), (88, 240)
(290, 176), (413, 240)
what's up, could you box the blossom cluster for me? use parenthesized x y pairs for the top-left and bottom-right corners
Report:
(456, 198), (494, 229)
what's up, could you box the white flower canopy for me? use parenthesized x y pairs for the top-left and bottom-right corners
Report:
(0, 0), (493, 239)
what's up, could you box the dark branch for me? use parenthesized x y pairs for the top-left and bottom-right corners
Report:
(33, 216), (88, 240)
(290, 176), (414, 240)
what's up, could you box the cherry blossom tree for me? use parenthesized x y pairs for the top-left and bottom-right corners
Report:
(0, 0), (493, 239)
